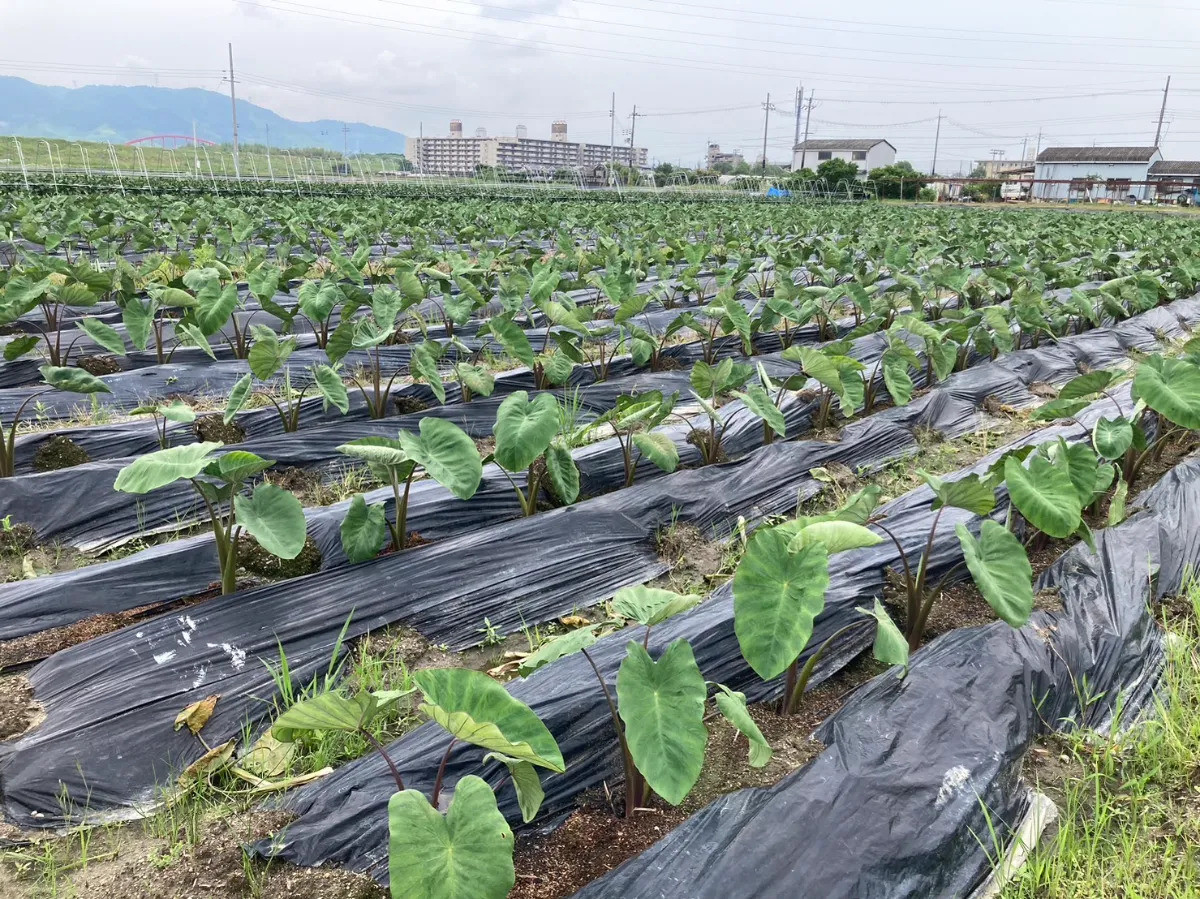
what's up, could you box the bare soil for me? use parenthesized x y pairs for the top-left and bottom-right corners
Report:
(0, 810), (385, 899)
(653, 523), (730, 593)
(0, 675), (43, 740)
(238, 534), (323, 579)
(509, 799), (690, 899)
(0, 529), (84, 586)
(509, 656), (882, 899)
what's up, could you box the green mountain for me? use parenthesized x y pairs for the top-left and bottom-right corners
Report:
(0, 76), (406, 154)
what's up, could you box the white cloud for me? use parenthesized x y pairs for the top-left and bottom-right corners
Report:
(7, 0), (1200, 169)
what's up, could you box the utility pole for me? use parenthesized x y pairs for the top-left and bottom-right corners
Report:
(629, 105), (640, 167)
(930, 110), (943, 176)
(227, 43), (239, 176)
(1154, 75), (1172, 147)
(1020, 135), (1028, 162)
(342, 123), (351, 159)
(760, 92), (775, 173)
(799, 92), (814, 171)
(609, 92), (616, 168)
(793, 85), (804, 150)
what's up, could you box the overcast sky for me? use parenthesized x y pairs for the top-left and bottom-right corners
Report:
(6, 0), (1200, 171)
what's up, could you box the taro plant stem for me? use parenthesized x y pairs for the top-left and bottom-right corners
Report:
(191, 478), (242, 595)
(780, 620), (871, 715)
(0, 392), (47, 478)
(579, 646), (643, 818)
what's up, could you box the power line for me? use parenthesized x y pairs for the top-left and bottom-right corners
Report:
(374, 0), (1200, 66)
(240, 0), (1200, 80)
(587, 0), (1200, 48)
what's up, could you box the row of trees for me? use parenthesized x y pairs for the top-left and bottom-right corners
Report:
(465, 155), (933, 198)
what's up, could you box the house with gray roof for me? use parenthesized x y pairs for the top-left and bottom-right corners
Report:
(793, 139), (896, 176)
(1033, 146), (1162, 201)
(1148, 160), (1200, 199)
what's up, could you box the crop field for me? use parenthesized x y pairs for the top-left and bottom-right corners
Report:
(2, 185), (1200, 898)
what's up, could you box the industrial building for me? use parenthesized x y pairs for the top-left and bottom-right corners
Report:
(407, 121), (648, 176)
(974, 157), (1036, 179)
(1148, 160), (1200, 202)
(1033, 146), (1162, 201)
(792, 139), (895, 175)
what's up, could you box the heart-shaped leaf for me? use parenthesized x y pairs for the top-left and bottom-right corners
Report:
(956, 520), (1034, 628)
(339, 494), (388, 563)
(1004, 452), (1082, 538)
(617, 640), (708, 805)
(733, 527), (831, 681)
(494, 391), (559, 472)
(1093, 415), (1134, 461)
(398, 418), (483, 501)
(77, 317), (127, 356)
(40, 365), (112, 394)
(234, 484), (306, 560)
(612, 585), (702, 627)
(387, 776), (514, 899)
(114, 442), (222, 493)
(856, 599), (909, 674)
(415, 668), (563, 773)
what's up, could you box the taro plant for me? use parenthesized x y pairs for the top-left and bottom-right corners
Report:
(625, 308), (692, 372)
(0, 365), (112, 478)
(337, 418), (483, 560)
(487, 391), (581, 516)
(271, 667), (564, 899)
(519, 585), (771, 818)
(783, 342), (865, 430)
(114, 444), (307, 594)
(683, 357), (753, 464)
(585, 390), (679, 487)
(862, 326), (921, 414)
(295, 277), (344, 349)
(0, 261), (116, 366)
(450, 357), (496, 403)
(484, 312), (577, 390)
(734, 362), (792, 447)
(733, 488), (908, 713)
(875, 469), (1031, 651)
(332, 293), (444, 418)
(130, 401), (197, 449)
(1031, 355), (1200, 489)
(175, 266), (246, 358)
(223, 324), (350, 432)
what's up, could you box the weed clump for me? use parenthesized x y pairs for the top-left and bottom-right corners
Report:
(238, 534), (322, 579)
(75, 355), (122, 376)
(32, 436), (91, 472)
(394, 394), (429, 415)
(0, 522), (36, 552)
(685, 428), (727, 463)
(194, 414), (246, 444)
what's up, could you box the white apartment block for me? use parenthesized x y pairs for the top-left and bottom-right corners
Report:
(407, 121), (648, 175)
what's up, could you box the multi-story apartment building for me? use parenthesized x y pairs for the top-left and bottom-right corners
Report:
(705, 143), (745, 169)
(407, 121), (648, 175)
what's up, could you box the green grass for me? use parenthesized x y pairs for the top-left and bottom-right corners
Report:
(1001, 584), (1200, 898)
